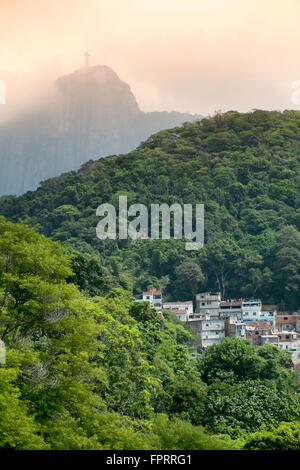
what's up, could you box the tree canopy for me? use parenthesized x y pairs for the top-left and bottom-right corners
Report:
(3, 111), (300, 308)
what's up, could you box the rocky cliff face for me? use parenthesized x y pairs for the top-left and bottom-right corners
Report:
(0, 65), (201, 195)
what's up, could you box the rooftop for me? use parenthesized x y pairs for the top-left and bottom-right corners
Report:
(220, 301), (242, 307)
(168, 309), (188, 314)
(143, 288), (162, 295)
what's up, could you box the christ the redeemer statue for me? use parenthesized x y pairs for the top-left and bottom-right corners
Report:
(84, 52), (90, 66)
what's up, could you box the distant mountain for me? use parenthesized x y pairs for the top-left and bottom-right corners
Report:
(0, 65), (202, 195)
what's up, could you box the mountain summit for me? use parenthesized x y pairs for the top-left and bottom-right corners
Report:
(0, 65), (202, 196)
(55, 65), (140, 120)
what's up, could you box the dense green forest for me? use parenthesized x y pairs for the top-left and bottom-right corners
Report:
(0, 218), (300, 449)
(2, 110), (300, 449)
(2, 110), (300, 308)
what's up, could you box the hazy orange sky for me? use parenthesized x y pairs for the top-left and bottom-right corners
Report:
(1, 0), (300, 116)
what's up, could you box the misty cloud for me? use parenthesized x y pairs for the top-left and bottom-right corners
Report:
(0, 0), (300, 117)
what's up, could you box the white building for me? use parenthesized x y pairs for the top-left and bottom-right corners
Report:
(195, 316), (225, 348)
(278, 331), (300, 351)
(163, 301), (193, 314)
(225, 317), (246, 339)
(166, 309), (189, 322)
(219, 300), (243, 319)
(259, 334), (279, 346)
(241, 300), (262, 321)
(195, 292), (221, 316)
(219, 299), (265, 322)
(142, 287), (163, 310)
(163, 301), (193, 322)
(188, 313), (225, 348)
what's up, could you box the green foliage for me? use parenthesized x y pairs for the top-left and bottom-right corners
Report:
(197, 337), (295, 390)
(2, 110), (300, 449)
(196, 337), (299, 437)
(0, 219), (228, 450)
(202, 379), (300, 436)
(0, 354), (48, 449)
(174, 261), (205, 299)
(5, 110), (300, 308)
(148, 414), (231, 450)
(244, 422), (300, 450)
(0, 220), (155, 448)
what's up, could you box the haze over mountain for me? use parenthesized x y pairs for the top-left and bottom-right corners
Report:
(0, 64), (202, 196)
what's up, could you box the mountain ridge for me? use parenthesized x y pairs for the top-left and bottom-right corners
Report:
(0, 64), (202, 196)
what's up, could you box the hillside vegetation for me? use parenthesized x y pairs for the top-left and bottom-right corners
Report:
(0, 218), (299, 449)
(2, 110), (300, 308)
(2, 110), (300, 449)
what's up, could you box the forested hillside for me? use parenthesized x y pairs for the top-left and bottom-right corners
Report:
(2, 110), (300, 309)
(0, 218), (299, 449)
